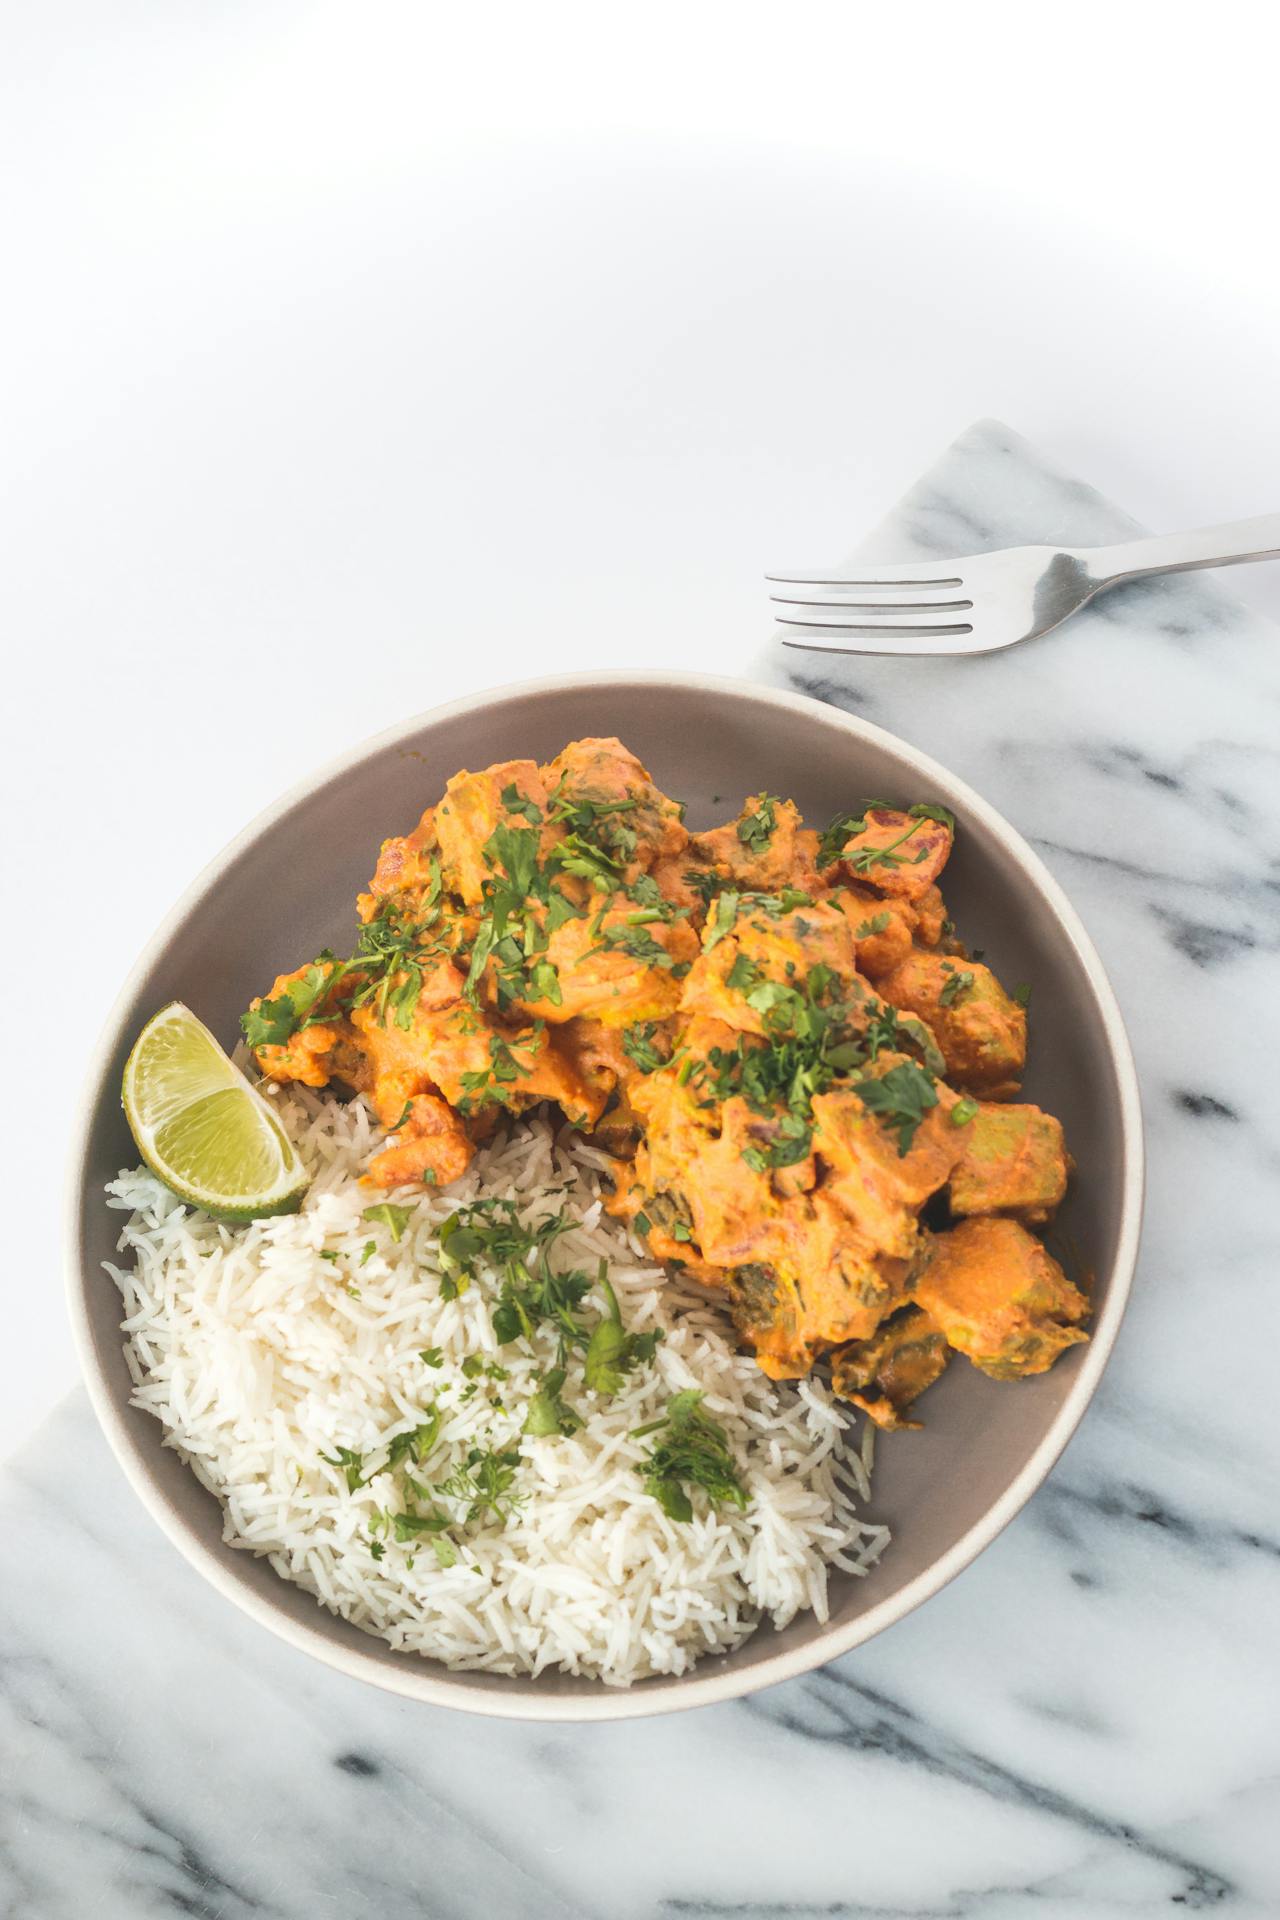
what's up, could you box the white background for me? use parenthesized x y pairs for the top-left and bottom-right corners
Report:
(2, 1), (1277, 1459)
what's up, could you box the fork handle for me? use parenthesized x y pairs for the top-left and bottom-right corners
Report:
(1085, 514), (1280, 587)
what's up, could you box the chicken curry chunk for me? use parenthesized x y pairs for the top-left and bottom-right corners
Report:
(950, 1102), (1069, 1226)
(830, 1306), (951, 1431)
(912, 1217), (1089, 1380)
(241, 739), (1085, 1428)
(877, 951), (1027, 1098)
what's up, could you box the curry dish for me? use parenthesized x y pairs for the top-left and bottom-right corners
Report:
(243, 737), (1087, 1429)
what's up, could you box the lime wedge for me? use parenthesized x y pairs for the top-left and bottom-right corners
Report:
(122, 1002), (309, 1219)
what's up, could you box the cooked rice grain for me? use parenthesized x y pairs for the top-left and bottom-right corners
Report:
(106, 1089), (888, 1685)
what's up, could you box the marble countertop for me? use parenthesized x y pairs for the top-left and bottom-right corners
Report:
(5, 422), (1278, 1918)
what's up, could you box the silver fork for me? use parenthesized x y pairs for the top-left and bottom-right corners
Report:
(768, 515), (1280, 656)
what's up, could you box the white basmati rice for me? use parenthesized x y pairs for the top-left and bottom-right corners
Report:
(105, 1087), (889, 1686)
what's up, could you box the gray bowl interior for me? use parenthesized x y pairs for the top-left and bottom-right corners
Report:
(73, 676), (1136, 1714)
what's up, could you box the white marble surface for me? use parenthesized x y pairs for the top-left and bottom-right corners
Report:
(5, 423), (1280, 1917)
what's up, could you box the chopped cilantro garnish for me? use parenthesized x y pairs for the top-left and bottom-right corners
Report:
(523, 1367), (584, 1437)
(939, 967), (975, 1006)
(740, 1110), (814, 1173)
(736, 794), (779, 854)
(851, 1061), (939, 1155)
(441, 1200), (592, 1360)
(844, 816), (929, 874)
(392, 1506), (452, 1542)
(622, 1021), (667, 1073)
(632, 1390), (748, 1523)
(387, 1412), (442, 1471)
(457, 1024), (547, 1111)
(241, 955), (342, 1050)
(705, 890), (740, 949)
(816, 809), (873, 869)
(320, 1445), (366, 1492)
(592, 923), (674, 967)
(500, 781), (543, 823)
(725, 952), (763, 995)
(439, 1445), (523, 1526)
(583, 1274), (662, 1395)
(683, 867), (724, 908)
(909, 801), (956, 831)
(362, 1203), (414, 1243)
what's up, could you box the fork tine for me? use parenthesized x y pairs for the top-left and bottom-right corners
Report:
(773, 605), (974, 633)
(769, 591), (973, 613)
(779, 629), (987, 657)
(766, 564), (965, 588)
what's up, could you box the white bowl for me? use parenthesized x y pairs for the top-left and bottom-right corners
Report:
(68, 672), (1143, 1720)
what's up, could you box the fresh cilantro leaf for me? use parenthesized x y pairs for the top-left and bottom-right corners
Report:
(241, 956), (341, 1050)
(725, 953), (763, 995)
(816, 809), (871, 869)
(632, 1389), (748, 1523)
(740, 1110), (813, 1173)
(419, 1347), (445, 1368)
(320, 1445), (366, 1492)
(485, 823), (542, 897)
(736, 794), (779, 854)
(523, 1367), (584, 1437)
(851, 1062), (939, 1155)
(622, 1021), (667, 1073)
(594, 922), (673, 967)
(683, 866), (724, 908)
(939, 968), (975, 1006)
(544, 888), (582, 934)
(439, 1445), (523, 1526)
(583, 1273), (661, 1395)
(362, 1203), (414, 1243)
(392, 1507), (451, 1541)
(500, 782), (543, 823)
(705, 890), (740, 949)
(909, 801), (956, 831)
(442, 1200), (590, 1361)
(386, 1411), (442, 1470)
(845, 816), (927, 874)
(552, 833), (622, 887)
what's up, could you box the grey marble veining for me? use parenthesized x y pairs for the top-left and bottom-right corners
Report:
(5, 420), (1279, 1918)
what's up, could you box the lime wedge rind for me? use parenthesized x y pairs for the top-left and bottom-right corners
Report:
(122, 1002), (309, 1220)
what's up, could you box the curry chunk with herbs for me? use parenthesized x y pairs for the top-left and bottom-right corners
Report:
(876, 951), (1027, 1099)
(949, 1102), (1069, 1226)
(911, 1217), (1088, 1381)
(241, 737), (1085, 1423)
(830, 1306), (951, 1431)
